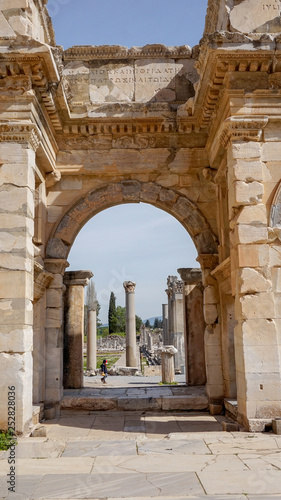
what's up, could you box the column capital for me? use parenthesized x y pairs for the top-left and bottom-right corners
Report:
(197, 253), (219, 271)
(64, 270), (93, 287)
(123, 281), (136, 293)
(44, 258), (69, 275)
(177, 267), (202, 285)
(0, 121), (42, 152)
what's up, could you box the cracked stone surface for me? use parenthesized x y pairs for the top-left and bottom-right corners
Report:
(1, 413), (281, 498)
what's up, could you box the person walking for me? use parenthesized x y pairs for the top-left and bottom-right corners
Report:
(100, 359), (108, 384)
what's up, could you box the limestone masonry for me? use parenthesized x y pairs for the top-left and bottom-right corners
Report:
(1, 0), (281, 434)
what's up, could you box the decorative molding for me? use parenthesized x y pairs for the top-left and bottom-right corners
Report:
(64, 44), (192, 62)
(211, 257), (231, 284)
(0, 121), (41, 151)
(34, 261), (54, 303)
(219, 116), (269, 148)
(45, 170), (61, 188)
(177, 267), (202, 285)
(44, 258), (69, 275)
(197, 254), (219, 270)
(123, 281), (136, 293)
(64, 270), (93, 287)
(112, 136), (156, 149)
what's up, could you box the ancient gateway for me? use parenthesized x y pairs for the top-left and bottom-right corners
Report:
(1, 0), (281, 434)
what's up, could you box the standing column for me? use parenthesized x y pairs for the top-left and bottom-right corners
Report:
(0, 126), (40, 434)
(87, 308), (97, 371)
(63, 271), (93, 388)
(123, 281), (137, 367)
(162, 304), (169, 345)
(167, 276), (185, 373)
(178, 268), (206, 386)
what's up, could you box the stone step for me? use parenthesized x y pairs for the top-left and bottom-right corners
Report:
(60, 393), (209, 414)
(224, 398), (238, 421)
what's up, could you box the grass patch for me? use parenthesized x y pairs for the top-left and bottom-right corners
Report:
(158, 381), (178, 386)
(0, 431), (15, 451)
(84, 353), (121, 370)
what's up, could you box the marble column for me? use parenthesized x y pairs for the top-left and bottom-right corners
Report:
(87, 308), (97, 371)
(162, 304), (169, 345)
(178, 268), (206, 386)
(123, 281), (137, 367)
(159, 346), (178, 384)
(63, 271), (93, 388)
(166, 276), (185, 373)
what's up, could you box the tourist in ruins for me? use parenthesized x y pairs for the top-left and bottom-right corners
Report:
(100, 359), (108, 384)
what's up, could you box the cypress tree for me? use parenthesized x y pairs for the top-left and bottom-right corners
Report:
(108, 292), (117, 334)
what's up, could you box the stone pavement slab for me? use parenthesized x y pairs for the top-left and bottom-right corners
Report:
(137, 438), (211, 455)
(205, 435), (279, 454)
(0, 475), (43, 500)
(198, 470), (281, 495)
(0, 457), (94, 476)
(29, 472), (204, 498)
(2, 440), (65, 459)
(62, 440), (137, 457)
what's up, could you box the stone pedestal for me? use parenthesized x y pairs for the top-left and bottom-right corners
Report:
(63, 271), (93, 388)
(178, 268), (206, 385)
(159, 346), (178, 384)
(87, 309), (97, 371)
(123, 281), (137, 367)
(147, 333), (153, 351)
(162, 304), (169, 345)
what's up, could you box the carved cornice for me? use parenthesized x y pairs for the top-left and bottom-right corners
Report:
(210, 115), (268, 167)
(0, 121), (41, 151)
(64, 44), (192, 62)
(64, 270), (93, 287)
(211, 257), (231, 294)
(177, 267), (202, 285)
(123, 281), (136, 293)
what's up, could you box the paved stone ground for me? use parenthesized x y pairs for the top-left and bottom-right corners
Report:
(1, 411), (281, 499)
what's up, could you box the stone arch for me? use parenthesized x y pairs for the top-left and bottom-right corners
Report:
(270, 180), (281, 228)
(46, 181), (218, 259)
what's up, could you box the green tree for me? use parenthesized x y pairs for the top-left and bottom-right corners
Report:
(136, 315), (143, 332)
(145, 319), (150, 328)
(115, 305), (126, 333)
(153, 317), (160, 329)
(108, 292), (117, 334)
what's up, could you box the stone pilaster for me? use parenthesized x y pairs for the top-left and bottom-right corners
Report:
(225, 120), (281, 431)
(178, 268), (206, 386)
(63, 271), (93, 389)
(123, 281), (137, 367)
(197, 254), (224, 414)
(44, 259), (69, 409)
(0, 123), (41, 433)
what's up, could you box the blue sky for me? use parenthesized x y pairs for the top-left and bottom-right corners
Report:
(49, 0), (208, 323)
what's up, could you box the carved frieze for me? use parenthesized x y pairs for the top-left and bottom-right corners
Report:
(0, 122), (41, 151)
(112, 136), (156, 149)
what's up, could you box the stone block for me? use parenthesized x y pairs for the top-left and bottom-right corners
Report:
(235, 244), (269, 267)
(235, 318), (278, 346)
(44, 407), (56, 420)
(231, 204), (267, 226)
(236, 292), (275, 320)
(162, 395), (208, 411)
(45, 308), (62, 329)
(206, 384), (224, 400)
(262, 142), (281, 161)
(230, 225), (268, 245)
(272, 418), (281, 435)
(0, 254), (32, 272)
(204, 324), (221, 346)
(0, 162), (35, 188)
(0, 187), (34, 216)
(0, 0), (29, 9)
(31, 425), (47, 438)
(233, 181), (264, 206)
(203, 285), (218, 305)
(118, 396), (162, 411)
(0, 271), (33, 300)
(206, 365), (224, 386)
(222, 421), (240, 432)
(238, 268), (271, 294)
(135, 59), (176, 102)
(60, 178), (83, 190)
(46, 289), (63, 309)
(61, 396), (118, 411)
(0, 326), (33, 352)
(230, 142), (261, 160)
(203, 304), (218, 324)
(269, 246), (281, 267)
(0, 351), (33, 433)
(232, 160), (264, 182)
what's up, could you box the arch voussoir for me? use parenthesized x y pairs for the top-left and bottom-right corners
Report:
(46, 182), (218, 259)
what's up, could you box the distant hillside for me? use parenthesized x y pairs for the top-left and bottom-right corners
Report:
(143, 316), (162, 325)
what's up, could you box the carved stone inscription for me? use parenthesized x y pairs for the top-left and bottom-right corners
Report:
(63, 58), (194, 105)
(230, 0), (281, 33)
